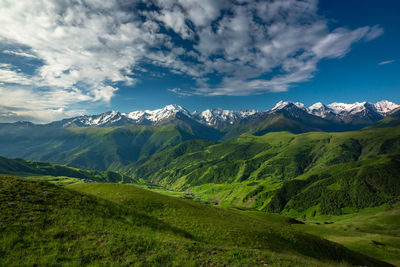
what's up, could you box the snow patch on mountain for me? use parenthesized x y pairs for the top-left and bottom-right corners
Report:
(63, 110), (126, 127)
(193, 108), (258, 126)
(308, 102), (331, 118)
(327, 102), (371, 115)
(271, 101), (308, 112)
(374, 100), (399, 115)
(125, 104), (191, 123)
(271, 100), (399, 120)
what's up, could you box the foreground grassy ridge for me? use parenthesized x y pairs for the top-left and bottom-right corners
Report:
(0, 156), (135, 184)
(68, 182), (391, 266)
(0, 175), (390, 266)
(132, 126), (400, 214)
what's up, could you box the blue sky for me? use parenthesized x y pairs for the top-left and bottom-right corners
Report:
(0, 0), (399, 122)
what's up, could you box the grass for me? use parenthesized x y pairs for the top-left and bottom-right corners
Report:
(0, 155), (136, 184)
(291, 203), (400, 266)
(0, 175), (391, 266)
(131, 126), (400, 216)
(0, 120), (221, 173)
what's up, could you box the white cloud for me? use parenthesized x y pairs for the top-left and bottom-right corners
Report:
(0, 105), (83, 123)
(3, 49), (38, 59)
(0, 85), (89, 123)
(0, 64), (33, 85)
(365, 25), (384, 41)
(168, 87), (192, 97)
(378, 60), (395, 66)
(157, 7), (193, 39)
(0, 0), (384, 121)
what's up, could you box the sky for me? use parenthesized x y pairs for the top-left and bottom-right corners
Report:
(0, 0), (399, 123)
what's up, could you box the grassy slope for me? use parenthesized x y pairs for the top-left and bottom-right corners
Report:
(1, 175), (391, 266)
(0, 156), (135, 185)
(277, 153), (400, 215)
(132, 126), (400, 215)
(365, 116), (400, 129)
(291, 204), (400, 266)
(69, 181), (392, 266)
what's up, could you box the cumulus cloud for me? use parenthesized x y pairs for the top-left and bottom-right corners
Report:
(0, 84), (89, 123)
(0, 0), (384, 121)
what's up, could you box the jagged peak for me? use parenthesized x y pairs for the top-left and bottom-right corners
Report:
(374, 100), (399, 114)
(309, 102), (326, 110)
(271, 100), (307, 111)
(162, 104), (186, 112)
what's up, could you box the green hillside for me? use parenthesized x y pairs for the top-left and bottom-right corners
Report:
(132, 126), (400, 215)
(0, 175), (390, 266)
(220, 110), (370, 141)
(365, 116), (400, 129)
(0, 114), (396, 175)
(0, 156), (135, 185)
(1, 112), (392, 173)
(0, 123), (220, 172)
(222, 113), (331, 140)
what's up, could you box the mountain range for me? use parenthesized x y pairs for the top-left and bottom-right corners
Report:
(1, 99), (399, 173)
(2, 100), (399, 130)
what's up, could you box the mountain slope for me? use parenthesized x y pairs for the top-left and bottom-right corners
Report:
(0, 175), (390, 266)
(132, 126), (400, 215)
(0, 122), (221, 172)
(270, 153), (400, 215)
(0, 156), (135, 184)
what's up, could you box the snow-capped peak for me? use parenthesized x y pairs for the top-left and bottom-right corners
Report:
(60, 110), (126, 127)
(192, 108), (258, 126)
(308, 102), (331, 118)
(271, 100), (399, 120)
(374, 100), (400, 115)
(310, 100), (399, 118)
(163, 104), (185, 112)
(271, 101), (308, 111)
(327, 102), (370, 115)
(125, 104), (190, 123)
(309, 102), (325, 110)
